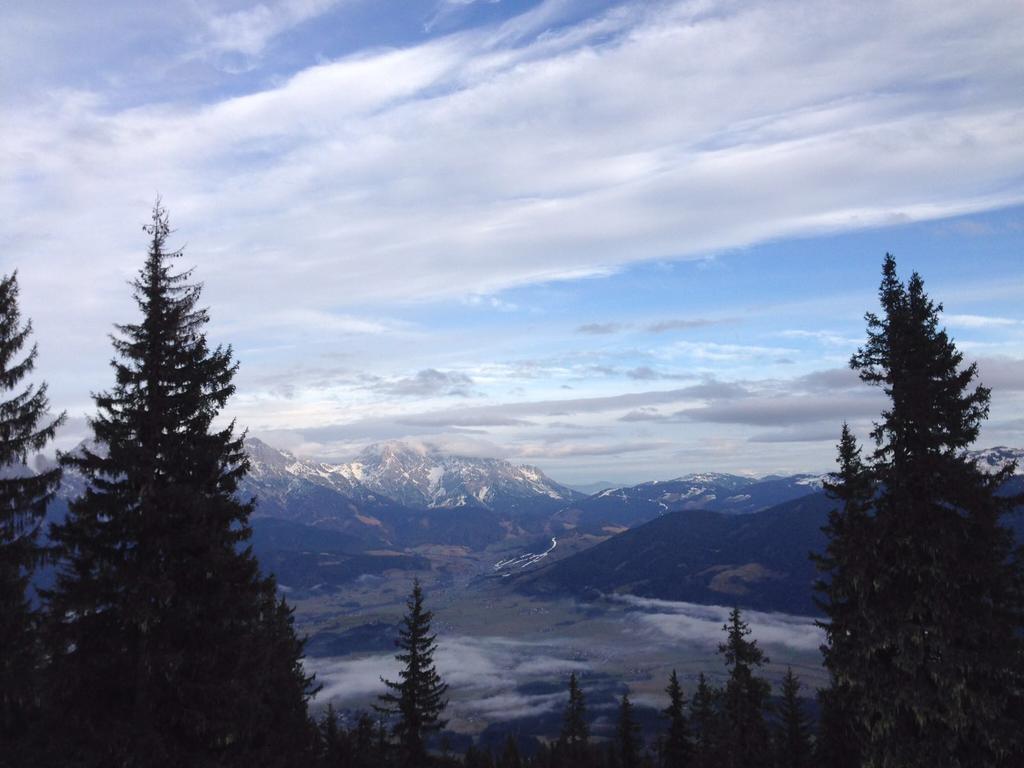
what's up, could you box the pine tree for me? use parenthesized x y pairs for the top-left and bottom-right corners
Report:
(0, 272), (64, 757)
(811, 423), (873, 760)
(772, 668), (812, 768)
(617, 693), (642, 768)
(464, 744), (494, 768)
(351, 712), (381, 768)
(559, 671), (589, 768)
(820, 254), (1024, 767)
(689, 673), (719, 768)
(318, 704), (344, 767)
(42, 203), (316, 766)
(377, 577), (449, 767)
(718, 608), (771, 768)
(497, 734), (523, 768)
(813, 685), (861, 768)
(660, 669), (692, 768)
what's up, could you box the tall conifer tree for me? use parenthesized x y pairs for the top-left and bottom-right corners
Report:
(0, 272), (64, 756)
(660, 669), (692, 768)
(617, 693), (642, 768)
(43, 203), (315, 766)
(813, 685), (861, 768)
(819, 254), (1024, 767)
(811, 423), (872, 763)
(377, 578), (449, 767)
(718, 608), (771, 768)
(559, 672), (589, 768)
(772, 668), (812, 768)
(689, 673), (719, 768)
(497, 734), (523, 768)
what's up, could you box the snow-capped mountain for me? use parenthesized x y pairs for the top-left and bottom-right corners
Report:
(967, 446), (1024, 475)
(245, 438), (581, 517)
(340, 442), (580, 514)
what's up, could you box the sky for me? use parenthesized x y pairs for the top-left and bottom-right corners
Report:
(3, 0), (1023, 484)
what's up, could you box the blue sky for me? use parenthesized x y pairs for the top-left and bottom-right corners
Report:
(2, 0), (1023, 483)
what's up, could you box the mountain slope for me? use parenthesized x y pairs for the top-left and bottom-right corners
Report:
(548, 473), (824, 535)
(516, 479), (1024, 616)
(246, 438), (580, 516)
(336, 441), (583, 516)
(517, 493), (835, 615)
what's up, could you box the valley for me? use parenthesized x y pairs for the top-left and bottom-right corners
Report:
(221, 438), (1024, 740)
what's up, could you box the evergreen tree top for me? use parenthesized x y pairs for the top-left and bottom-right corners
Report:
(852, 253), (989, 461)
(617, 693), (641, 768)
(560, 671), (589, 746)
(41, 203), (317, 764)
(0, 272), (65, 462)
(719, 607), (768, 670)
(377, 577), (449, 762)
(0, 269), (65, 753)
(664, 669), (685, 719)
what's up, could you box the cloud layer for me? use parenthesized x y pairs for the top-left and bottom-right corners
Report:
(4, 0), (1023, 479)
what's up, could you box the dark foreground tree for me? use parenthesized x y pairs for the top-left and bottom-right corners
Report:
(497, 734), (523, 768)
(660, 669), (692, 768)
(719, 608), (771, 768)
(617, 693), (642, 768)
(814, 684), (861, 768)
(0, 272), (64, 760)
(818, 254), (1024, 767)
(43, 203), (316, 766)
(689, 673), (719, 768)
(378, 578), (449, 767)
(772, 668), (812, 768)
(811, 423), (872, 763)
(559, 672), (589, 768)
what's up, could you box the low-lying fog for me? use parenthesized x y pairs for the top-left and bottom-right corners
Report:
(305, 595), (826, 737)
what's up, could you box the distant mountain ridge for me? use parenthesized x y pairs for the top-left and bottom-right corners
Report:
(239, 438), (583, 550)
(30, 442), (1024, 598)
(513, 455), (1024, 616)
(545, 472), (826, 537)
(41, 440), (1024, 557)
(245, 437), (581, 514)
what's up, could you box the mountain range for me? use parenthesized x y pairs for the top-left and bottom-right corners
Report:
(241, 438), (582, 550)
(38, 440), (1024, 605)
(513, 454), (1024, 615)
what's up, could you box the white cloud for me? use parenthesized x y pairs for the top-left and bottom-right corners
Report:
(943, 313), (1021, 329)
(198, 0), (343, 58)
(7, 0), (1024, 327)
(3, 0), (1024, 477)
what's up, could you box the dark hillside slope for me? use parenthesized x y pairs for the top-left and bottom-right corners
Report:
(551, 474), (821, 535)
(518, 491), (1024, 616)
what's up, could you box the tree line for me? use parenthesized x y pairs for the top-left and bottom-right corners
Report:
(313, 593), (820, 768)
(1, 206), (1022, 767)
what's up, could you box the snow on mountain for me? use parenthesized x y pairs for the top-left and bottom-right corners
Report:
(244, 438), (581, 517)
(967, 446), (1024, 475)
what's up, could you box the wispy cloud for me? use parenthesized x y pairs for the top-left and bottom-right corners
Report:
(372, 369), (476, 398)
(197, 0), (343, 59)
(646, 318), (724, 334)
(943, 313), (1021, 329)
(8, 0), (1024, 347)
(576, 323), (625, 335)
(4, 0), (1023, 479)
